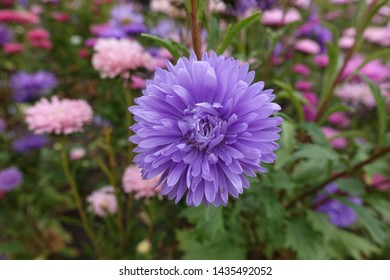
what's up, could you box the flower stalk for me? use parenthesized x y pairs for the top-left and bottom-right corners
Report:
(59, 138), (104, 259)
(190, 0), (202, 60)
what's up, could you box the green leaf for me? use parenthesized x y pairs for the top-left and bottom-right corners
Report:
(318, 103), (351, 125)
(181, 205), (224, 238)
(361, 75), (387, 147)
(336, 178), (365, 195)
(176, 230), (246, 259)
(366, 197), (390, 220)
(307, 211), (379, 259)
(293, 144), (339, 162)
(279, 121), (295, 152)
(217, 12), (261, 54)
(319, 42), (340, 105)
(285, 219), (327, 259)
(337, 197), (387, 245)
(300, 122), (330, 147)
(141, 34), (180, 60)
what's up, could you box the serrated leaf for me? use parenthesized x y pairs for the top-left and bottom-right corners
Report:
(181, 205), (224, 238)
(285, 219), (327, 259)
(337, 197), (387, 245)
(293, 144), (339, 161)
(176, 230), (246, 259)
(300, 122), (330, 147)
(336, 178), (365, 195)
(366, 197), (390, 220)
(217, 12), (261, 54)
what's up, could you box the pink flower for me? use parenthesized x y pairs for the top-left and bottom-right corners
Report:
(122, 165), (161, 199)
(314, 54), (329, 67)
(328, 112), (350, 128)
(150, 0), (186, 18)
(130, 75), (147, 89)
(295, 80), (313, 91)
(341, 55), (388, 82)
(92, 38), (154, 79)
(322, 127), (347, 149)
(302, 92), (318, 121)
(70, 147), (86, 161)
(295, 39), (320, 54)
(335, 82), (376, 107)
(0, 10), (39, 24)
(367, 174), (390, 191)
(87, 187), (117, 217)
(78, 48), (90, 59)
(25, 96), (93, 135)
(339, 36), (355, 49)
(3, 43), (23, 54)
(262, 8), (301, 26)
(364, 25), (390, 47)
(293, 63), (310, 77)
(51, 12), (69, 22)
(27, 28), (52, 49)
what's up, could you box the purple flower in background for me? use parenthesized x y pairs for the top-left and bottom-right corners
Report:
(0, 167), (23, 192)
(296, 8), (332, 52)
(130, 52), (282, 207)
(10, 71), (57, 102)
(0, 118), (5, 133)
(314, 183), (362, 228)
(94, 116), (112, 128)
(232, 0), (275, 15)
(110, 4), (147, 35)
(12, 134), (49, 153)
(0, 24), (13, 46)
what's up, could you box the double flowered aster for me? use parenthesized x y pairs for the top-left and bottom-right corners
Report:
(10, 71), (57, 102)
(25, 96), (93, 135)
(130, 52), (282, 207)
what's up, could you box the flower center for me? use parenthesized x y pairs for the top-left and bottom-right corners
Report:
(180, 102), (225, 151)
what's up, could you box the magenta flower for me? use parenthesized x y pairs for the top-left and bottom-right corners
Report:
(130, 52), (282, 207)
(25, 96), (93, 135)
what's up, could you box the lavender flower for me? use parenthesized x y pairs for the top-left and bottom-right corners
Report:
(314, 183), (362, 228)
(0, 118), (5, 133)
(12, 134), (49, 153)
(226, 0), (275, 15)
(0, 167), (23, 192)
(296, 8), (332, 52)
(110, 4), (147, 35)
(130, 52), (282, 207)
(0, 24), (13, 46)
(10, 71), (57, 102)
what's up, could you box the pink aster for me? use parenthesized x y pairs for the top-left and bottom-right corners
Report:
(122, 165), (161, 200)
(92, 38), (155, 79)
(328, 112), (350, 128)
(262, 8), (301, 26)
(3, 43), (23, 54)
(341, 55), (388, 82)
(339, 36), (355, 49)
(364, 25), (390, 47)
(293, 63), (310, 77)
(87, 186), (117, 218)
(0, 10), (39, 24)
(335, 82), (376, 107)
(25, 96), (93, 135)
(294, 39), (321, 54)
(314, 54), (329, 67)
(367, 174), (390, 191)
(322, 127), (347, 149)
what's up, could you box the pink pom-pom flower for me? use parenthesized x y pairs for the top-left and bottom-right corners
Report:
(122, 165), (161, 200)
(92, 38), (154, 79)
(87, 186), (117, 217)
(25, 96), (93, 135)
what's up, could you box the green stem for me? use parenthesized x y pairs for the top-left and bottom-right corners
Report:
(59, 138), (104, 259)
(123, 82), (134, 163)
(102, 127), (126, 257)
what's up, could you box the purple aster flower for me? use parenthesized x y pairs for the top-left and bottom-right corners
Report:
(99, 26), (127, 38)
(0, 118), (5, 133)
(0, 167), (23, 192)
(12, 134), (49, 153)
(314, 183), (362, 228)
(296, 7), (332, 52)
(130, 52), (283, 207)
(94, 116), (112, 128)
(0, 24), (13, 46)
(10, 71), (57, 102)
(226, 0), (275, 15)
(109, 4), (147, 36)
